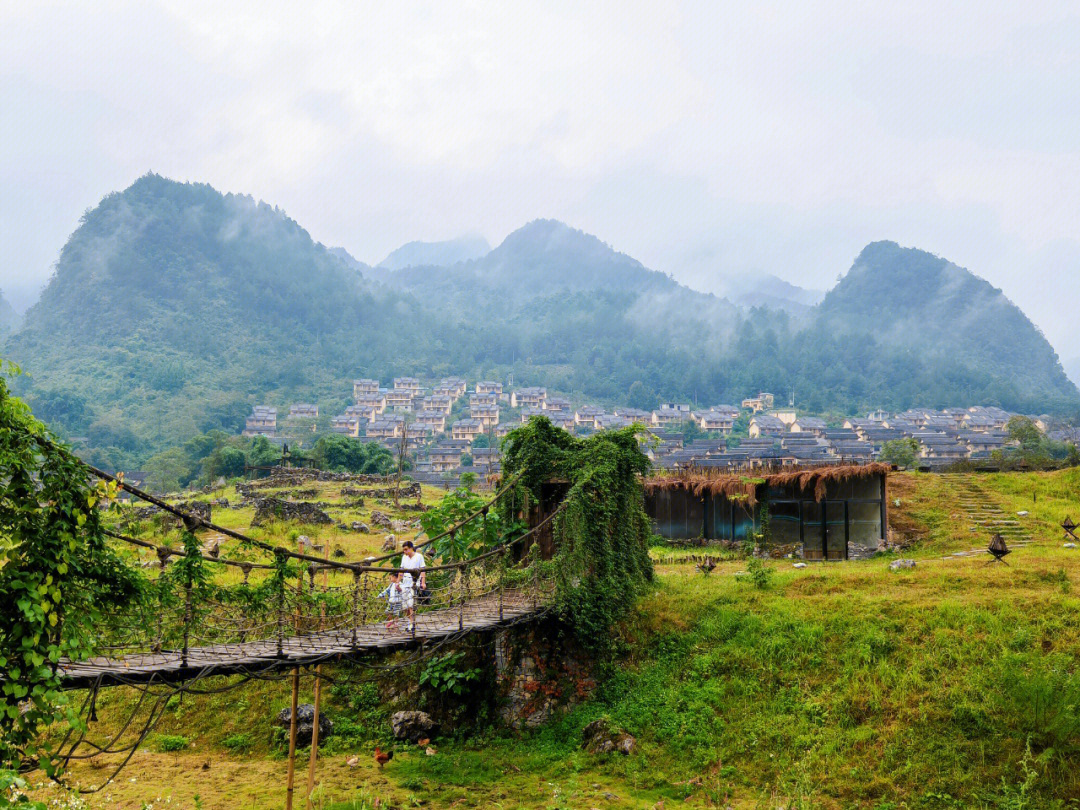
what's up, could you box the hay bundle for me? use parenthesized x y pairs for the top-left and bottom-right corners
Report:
(643, 462), (889, 505)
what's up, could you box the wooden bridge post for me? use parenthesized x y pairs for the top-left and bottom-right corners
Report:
(284, 665), (300, 810)
(458, 562), (466, 631)
(181, 571), (193, 669)
(498, 545), (507, 622)
(306, 603), (326, 809)
(350, 570), (360, 649)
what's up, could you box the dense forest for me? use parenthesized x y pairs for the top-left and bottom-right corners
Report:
(4, 174), (1077, 468)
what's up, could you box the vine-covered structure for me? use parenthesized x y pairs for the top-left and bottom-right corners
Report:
(644, 464), (889, 560)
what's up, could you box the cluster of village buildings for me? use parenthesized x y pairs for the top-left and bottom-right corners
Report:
(239, 379), (1058, 481)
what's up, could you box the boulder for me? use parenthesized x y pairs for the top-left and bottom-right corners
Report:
(581, 718), (635, 756)
(792, 562), (807, 569)
(390, 711), (438, 743)
(889, 558), (917, 571)
(1064, 543), (1077, 549)
(370, 510), (392, 528)
(390, 519), (411, 533)
(381, 535), (398, 552)
(276, 703), (333, 747)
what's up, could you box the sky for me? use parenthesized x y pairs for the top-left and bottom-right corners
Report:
(3, 1), (1079, 367)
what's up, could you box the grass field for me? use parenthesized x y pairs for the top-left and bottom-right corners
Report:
(28, 470), (1080, 809)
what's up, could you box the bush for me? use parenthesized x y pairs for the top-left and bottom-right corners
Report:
(155, 734), (189, 752)
(221, 733), (251, 753)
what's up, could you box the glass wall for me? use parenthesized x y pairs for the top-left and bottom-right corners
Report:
(645, 473), (885, 559)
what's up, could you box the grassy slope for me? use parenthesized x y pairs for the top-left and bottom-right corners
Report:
(33, 471), (1080, 809)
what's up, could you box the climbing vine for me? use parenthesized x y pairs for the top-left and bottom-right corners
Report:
(501, 417), (653, 650)
(0, 364), (142, 775)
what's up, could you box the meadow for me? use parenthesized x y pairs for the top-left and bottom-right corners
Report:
(29, 469), (1080, 809)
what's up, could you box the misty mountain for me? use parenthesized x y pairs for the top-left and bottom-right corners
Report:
(816, 241), (1077, 402)
(724, 273), (825, 315)
(377, 235), (490, 271)
(0, 289), (20, 339)
(4, 176), (1076, 466)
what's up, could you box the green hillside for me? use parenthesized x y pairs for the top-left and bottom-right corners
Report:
(818, 241), (1077, 402)
(4, 177), (1077, 467)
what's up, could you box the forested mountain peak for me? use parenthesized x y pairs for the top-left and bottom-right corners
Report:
(476, 219), (673, 294)
(5, 177), (1078, 469)
(378, 235), (490, 271)
(817, 240), (1077, 404)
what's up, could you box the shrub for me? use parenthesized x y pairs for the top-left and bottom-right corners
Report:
(155, 734), (189, 753)
(221, 733), (251, 753)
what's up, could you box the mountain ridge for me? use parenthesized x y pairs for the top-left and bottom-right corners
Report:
(4, 176), (1076, 466)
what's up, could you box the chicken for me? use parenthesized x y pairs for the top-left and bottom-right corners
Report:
(374, 746), (393, 769)
(345, 755), (359, 768)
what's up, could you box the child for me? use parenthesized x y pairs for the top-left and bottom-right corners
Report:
(377, 572), (404, 630)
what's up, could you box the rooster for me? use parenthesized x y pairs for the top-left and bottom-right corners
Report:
(374, 746), (393, 769)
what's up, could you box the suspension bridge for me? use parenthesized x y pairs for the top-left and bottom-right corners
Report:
(57, 466), (563, 691)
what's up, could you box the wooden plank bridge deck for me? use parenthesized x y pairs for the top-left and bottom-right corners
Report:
(59, 590), (547, 690)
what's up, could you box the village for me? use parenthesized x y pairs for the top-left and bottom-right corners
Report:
(237, 377), (1068, 485)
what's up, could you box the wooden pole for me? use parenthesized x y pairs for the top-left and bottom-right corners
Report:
(306, 664), (323, 808)
(306, 563), (328, 808)
(285, 666), (300, 810)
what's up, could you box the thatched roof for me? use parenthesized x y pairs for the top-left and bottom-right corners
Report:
(643, 463), (890, 505)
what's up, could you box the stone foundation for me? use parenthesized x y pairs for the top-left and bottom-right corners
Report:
(494, 622), (595, 729)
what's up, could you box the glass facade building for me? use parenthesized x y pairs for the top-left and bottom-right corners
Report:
(645, 470), (887, 560)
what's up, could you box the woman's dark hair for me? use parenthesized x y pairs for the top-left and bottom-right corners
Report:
(402, 540), (415, 550)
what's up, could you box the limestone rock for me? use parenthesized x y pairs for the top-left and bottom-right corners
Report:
(889, 558), (917, 571)
(581, 718), (635, 756)
(370, 510), (392, 528)
(276, 703), (333, 747)
(792, 562), (807, 569)
(382, 535), (398, 552)
(390, 710), (439, 743)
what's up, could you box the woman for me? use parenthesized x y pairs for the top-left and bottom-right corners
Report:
(400, 540), (426, 632)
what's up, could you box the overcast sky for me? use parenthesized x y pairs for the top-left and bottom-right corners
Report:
(3, 1), (1079, 363)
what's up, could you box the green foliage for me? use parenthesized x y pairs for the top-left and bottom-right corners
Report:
(744, 555), (773, 590)
(8, 180), (1078, 470)
(418, 652), (482, 698)
(0, 769), (45, 809)
(501, 417), (653, 649)
(419, 484), (515, 562)
(154, 734), (189, 753)
(879, 437), (920, 468)
(311, 435), (393, 474)
(0, 362), (142, 774)
(221, 733), (252, 753)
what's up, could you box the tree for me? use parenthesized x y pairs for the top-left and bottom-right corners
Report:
(311, 434), (393, 474)
(1006, 416), (1044, 453)
(879, 437), (919, 468)
(0, 363), (141, 774)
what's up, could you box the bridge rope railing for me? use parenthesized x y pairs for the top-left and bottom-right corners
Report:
(57, 462), (559, 681)
(82, 457), (523, 571)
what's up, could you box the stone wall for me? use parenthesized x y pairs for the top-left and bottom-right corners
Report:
(494, 621), (595, 729)
(250, 497), (333, 527)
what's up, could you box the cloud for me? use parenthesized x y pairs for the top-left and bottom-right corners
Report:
(1, 0), (1078, 360)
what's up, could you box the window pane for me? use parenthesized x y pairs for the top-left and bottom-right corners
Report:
(710, 495), (732, 541)
(848, 501), (882, 556)
(769, 500), (801, 550)
(802, 501), (823, 560)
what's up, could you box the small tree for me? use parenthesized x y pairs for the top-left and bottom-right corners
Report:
(879, 437), (919, 468)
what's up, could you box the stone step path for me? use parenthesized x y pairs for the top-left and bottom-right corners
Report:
(940, 474), (1034, 558)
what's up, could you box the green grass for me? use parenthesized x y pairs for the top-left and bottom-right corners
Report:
(32, 469), (1080, 808)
